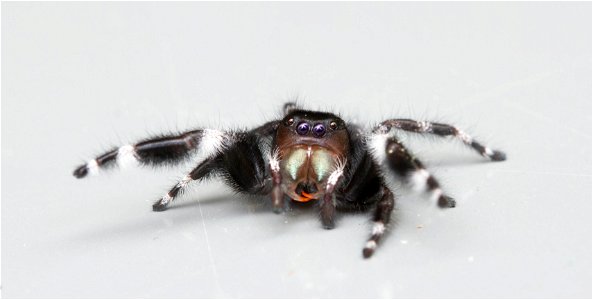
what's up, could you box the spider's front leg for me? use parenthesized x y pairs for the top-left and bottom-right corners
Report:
(375, 119), (507, 161)
(72, 129), (226, 178)
(363, 185), (395, 258)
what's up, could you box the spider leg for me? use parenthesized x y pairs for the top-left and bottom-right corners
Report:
(152, 156), (219, 211)
(375, 119), (506, 161)
(363, 185), (395, 258)
(369, 134), (456, 208)
(153, 131), (271, 211)
(73, 129), (227, 178)
(252, 120), (279, 136)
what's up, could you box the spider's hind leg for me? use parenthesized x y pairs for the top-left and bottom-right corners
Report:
(369, 134), (455, 208)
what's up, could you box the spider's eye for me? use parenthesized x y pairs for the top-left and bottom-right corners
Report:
(286, 118), (294, 126)
(296, 122), (310, 135)
(329, 121), (338, 130)
(312, 123), (326, 137)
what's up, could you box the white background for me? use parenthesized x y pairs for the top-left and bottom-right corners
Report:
(2, 2), (591, 297)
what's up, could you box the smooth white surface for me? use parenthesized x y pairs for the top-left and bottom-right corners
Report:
(2, 2), (591, 298)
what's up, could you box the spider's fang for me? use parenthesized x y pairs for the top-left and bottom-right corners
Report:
(297, 191), (316, 202)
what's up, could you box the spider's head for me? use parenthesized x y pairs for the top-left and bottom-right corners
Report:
(274, 110), (350, 202)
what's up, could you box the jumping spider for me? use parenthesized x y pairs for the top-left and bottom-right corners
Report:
(73, 102), (506, 258)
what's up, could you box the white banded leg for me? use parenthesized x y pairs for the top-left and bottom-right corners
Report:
(363, 185), (395, 258)
(152, 156), (220, 211)
(153, 175), (192, 210)
(73, 129), (227, 178)
(374, 119), (506, 161)
(368, 134), (455, 208)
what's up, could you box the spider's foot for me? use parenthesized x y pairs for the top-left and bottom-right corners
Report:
(490, 150), (507, 162)
(152, 200), (169, 212)
(362, 241), (377, 259)
(438, 195), (456, 208)
(73, 164), (89, 178)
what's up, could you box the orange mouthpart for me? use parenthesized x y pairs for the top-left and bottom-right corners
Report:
(296, 191), (316, 202)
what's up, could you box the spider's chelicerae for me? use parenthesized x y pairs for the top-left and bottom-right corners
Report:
(73, 102), (506, 258)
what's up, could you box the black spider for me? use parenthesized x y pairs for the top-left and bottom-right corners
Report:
(73, 102), (506, 258)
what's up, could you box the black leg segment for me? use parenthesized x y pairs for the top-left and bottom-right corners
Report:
(152, 131), (270, 211)
(383, 137), (456, 208)
(363, 185), (395, 258)
(375, 119), (506, 161)
(73, 129), (223, 178)
(152, 157), (220, 211)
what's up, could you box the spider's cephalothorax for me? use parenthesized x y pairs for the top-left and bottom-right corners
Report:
(73, 102), (506, 258)
(273, 110), (349, 204)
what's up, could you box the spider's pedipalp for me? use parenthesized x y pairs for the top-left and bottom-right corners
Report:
(268, 147), (284, 213)
(320, 162), (346, 229)
(375, 119), (506, 162)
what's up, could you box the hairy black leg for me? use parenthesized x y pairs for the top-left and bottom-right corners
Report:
(388, 137), (455, 208)
(369, 135), (455, 208)
(152, 157), (219, 211)
(153, 132), (270, 211)
(251, 120), (280, 137)
(73, 129), (227, 178)
(363, 185), (395, 258)
(375, 119), (506, 161)
(216, 133), (269, 195)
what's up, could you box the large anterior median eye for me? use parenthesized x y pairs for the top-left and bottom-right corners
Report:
(296, 122), (310, 135)
(312, 123), (326, 137)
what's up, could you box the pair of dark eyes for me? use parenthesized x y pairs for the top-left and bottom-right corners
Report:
(286, 119), (338, 137)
